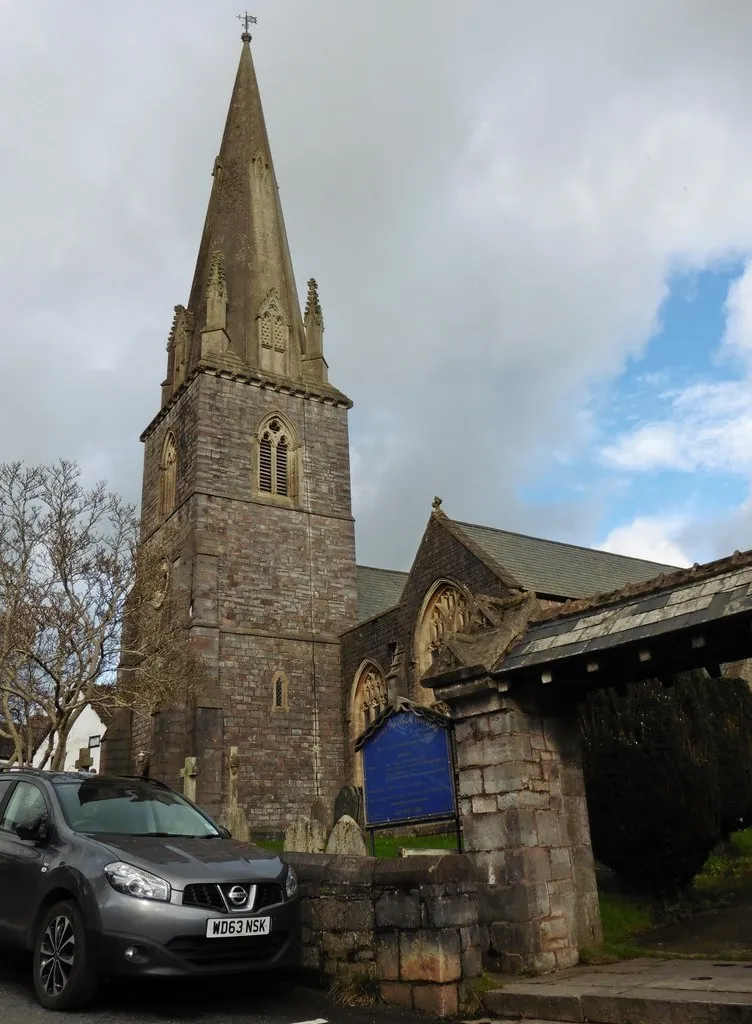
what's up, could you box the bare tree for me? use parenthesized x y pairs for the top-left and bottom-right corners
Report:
(0, 461), (203, 769)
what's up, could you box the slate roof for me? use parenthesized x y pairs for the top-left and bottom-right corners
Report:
(356, 565), (408, 622)
(354, 519), (678, 624)
(499, 560), (752, 676)
(452, 521), (677, 600)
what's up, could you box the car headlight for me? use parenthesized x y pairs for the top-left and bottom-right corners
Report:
(285, 865), (298, 900)
(105, 862), (171, 902)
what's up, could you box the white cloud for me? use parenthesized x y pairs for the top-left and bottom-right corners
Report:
(602, 257), (752, 479)
(601, 516), (692, 567)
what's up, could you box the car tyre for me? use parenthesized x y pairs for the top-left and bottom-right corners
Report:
(32, 899), (99, 1011)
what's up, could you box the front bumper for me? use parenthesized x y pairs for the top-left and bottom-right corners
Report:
(93, 889), (301, 977)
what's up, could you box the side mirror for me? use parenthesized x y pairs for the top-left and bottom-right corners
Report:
(16, 817), (50, 844)
(217, 826), (232, 839)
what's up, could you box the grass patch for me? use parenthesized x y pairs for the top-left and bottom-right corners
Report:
(695, 828), (752, 894)
(600, 890), (654, 945)
(579, 890), (656, 963)
(329, 968), (381, 1007)
(253, 832), (456, 858)
(253, 838), (284, 853)
(373, 832), (457, 858)
(583, 829), (752, 963)
(459, 971), (500, 1015)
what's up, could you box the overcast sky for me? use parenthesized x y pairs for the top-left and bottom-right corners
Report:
(4, 1), (752, 571)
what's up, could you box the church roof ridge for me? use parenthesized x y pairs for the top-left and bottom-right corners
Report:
(450, 517), (678, 571)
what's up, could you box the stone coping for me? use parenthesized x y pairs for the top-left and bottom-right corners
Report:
(284, 851), (478, 886)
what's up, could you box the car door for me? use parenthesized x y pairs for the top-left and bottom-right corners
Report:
(0, 776), (17, 940)
(0, 780), (52, 941)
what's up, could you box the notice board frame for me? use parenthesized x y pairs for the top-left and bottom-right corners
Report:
(355, 702), (462, 854)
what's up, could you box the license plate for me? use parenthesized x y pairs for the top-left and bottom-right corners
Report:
(205, 916), (271, 938)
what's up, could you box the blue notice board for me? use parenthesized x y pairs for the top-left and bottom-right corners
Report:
(361, 711), (456, 829)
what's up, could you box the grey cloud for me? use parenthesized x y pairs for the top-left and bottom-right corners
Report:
(5, 1), (752, 569)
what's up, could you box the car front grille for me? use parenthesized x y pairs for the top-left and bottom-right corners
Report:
(254, 883), (283, 911)
(166, 932), (289, 967)
(182, 883), (225, 912)
(182, 882), (283, 913)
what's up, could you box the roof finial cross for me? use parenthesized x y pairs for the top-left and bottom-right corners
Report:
(237, 11), (257, 40)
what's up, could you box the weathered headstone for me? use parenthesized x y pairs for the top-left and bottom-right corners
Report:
(333, 784), (360, 826)
(325, 814), (367, 856)
(219, 747), (251, 842)
(135, 750), (150, 778)
(179, 756), (200, 802)
(283, 815), (327, 853)
(310, 795), (330, 830)
(75, 747), (93, 772)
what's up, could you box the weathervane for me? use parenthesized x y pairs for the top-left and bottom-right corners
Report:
(237, 11), (257, 39)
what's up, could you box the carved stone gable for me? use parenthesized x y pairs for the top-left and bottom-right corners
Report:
(414, 580), (470, 706)
(170, 305), (194, 388)
(257, 290), (289, 375)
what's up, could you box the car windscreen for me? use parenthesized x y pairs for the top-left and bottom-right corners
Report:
(55, 780), (220, 837)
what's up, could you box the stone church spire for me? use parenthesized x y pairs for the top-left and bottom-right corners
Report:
(163, 30), (321, 403)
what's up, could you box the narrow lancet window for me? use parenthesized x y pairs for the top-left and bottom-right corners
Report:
(160, 432), (178, 517)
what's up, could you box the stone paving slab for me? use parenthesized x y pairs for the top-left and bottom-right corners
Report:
(482, 958), (752, 1023)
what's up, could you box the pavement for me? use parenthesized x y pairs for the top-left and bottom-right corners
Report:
(480, 956), (752, 1023)
(0, 950), (423, 1024)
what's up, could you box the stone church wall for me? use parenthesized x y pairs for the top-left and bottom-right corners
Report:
(340, 516), (518, 782)
(134, 373), (357, 831)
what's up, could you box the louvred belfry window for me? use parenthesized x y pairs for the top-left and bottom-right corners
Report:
(259, 436), (273, 492)
(258, 418), (292, 497)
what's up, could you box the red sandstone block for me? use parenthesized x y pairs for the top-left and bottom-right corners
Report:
(413, 983), (459, 1016)
(379, 982), (414, 1009)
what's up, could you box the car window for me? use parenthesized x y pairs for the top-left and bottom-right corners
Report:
(0, 782), (48, 835)
(0, 779), (14, 812)
(55, 780), (219, 837)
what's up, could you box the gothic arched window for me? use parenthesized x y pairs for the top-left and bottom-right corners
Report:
(256, 415), (296, 499)
(413, 580), (469, 706)
(349, 662), (388, 786)
(271, 671), (289, 712)
(159, 432), (178, 517)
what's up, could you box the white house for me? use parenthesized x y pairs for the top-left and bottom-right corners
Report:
(32, 704), (108, 773)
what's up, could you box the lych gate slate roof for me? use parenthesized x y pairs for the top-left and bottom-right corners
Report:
(499, 557), (752, 677)
(356, 565), (408, 622)
(453, 521), (677, 600)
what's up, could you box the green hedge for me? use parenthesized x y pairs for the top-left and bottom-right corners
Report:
(580, 672), (752, 897)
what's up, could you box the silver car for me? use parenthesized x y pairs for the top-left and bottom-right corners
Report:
(0, 769), (300, 1010)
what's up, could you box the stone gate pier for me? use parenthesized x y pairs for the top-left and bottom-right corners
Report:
(431, 674), (602, 973)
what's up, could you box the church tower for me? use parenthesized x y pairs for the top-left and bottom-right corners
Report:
(131, 29), (358, 830)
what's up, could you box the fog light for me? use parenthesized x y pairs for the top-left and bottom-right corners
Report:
(124, 945), (149, 965)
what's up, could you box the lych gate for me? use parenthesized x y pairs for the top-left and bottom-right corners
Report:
(423, 548), (752, 973)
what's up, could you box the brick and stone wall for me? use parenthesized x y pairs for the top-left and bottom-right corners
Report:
(285, 852), (482, 1017)
(434, 675), (602, 973)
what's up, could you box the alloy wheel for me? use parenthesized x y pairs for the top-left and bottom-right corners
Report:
(39, 914), (76, 998)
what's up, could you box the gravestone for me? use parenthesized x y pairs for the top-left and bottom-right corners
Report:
(75, 747), (93, 772)
(310, 795), (330, 830)
(179, 756), (200, 803)
(325, 814), (367, 856)
(219, 747), (251, 842)
(333, 785), (361, 826)
(283, 815), (327, 853)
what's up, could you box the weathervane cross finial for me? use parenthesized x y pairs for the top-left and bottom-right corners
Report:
(237, 10), (257, 38)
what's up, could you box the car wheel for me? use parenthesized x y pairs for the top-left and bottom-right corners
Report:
(32, 900), (99, 1011)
